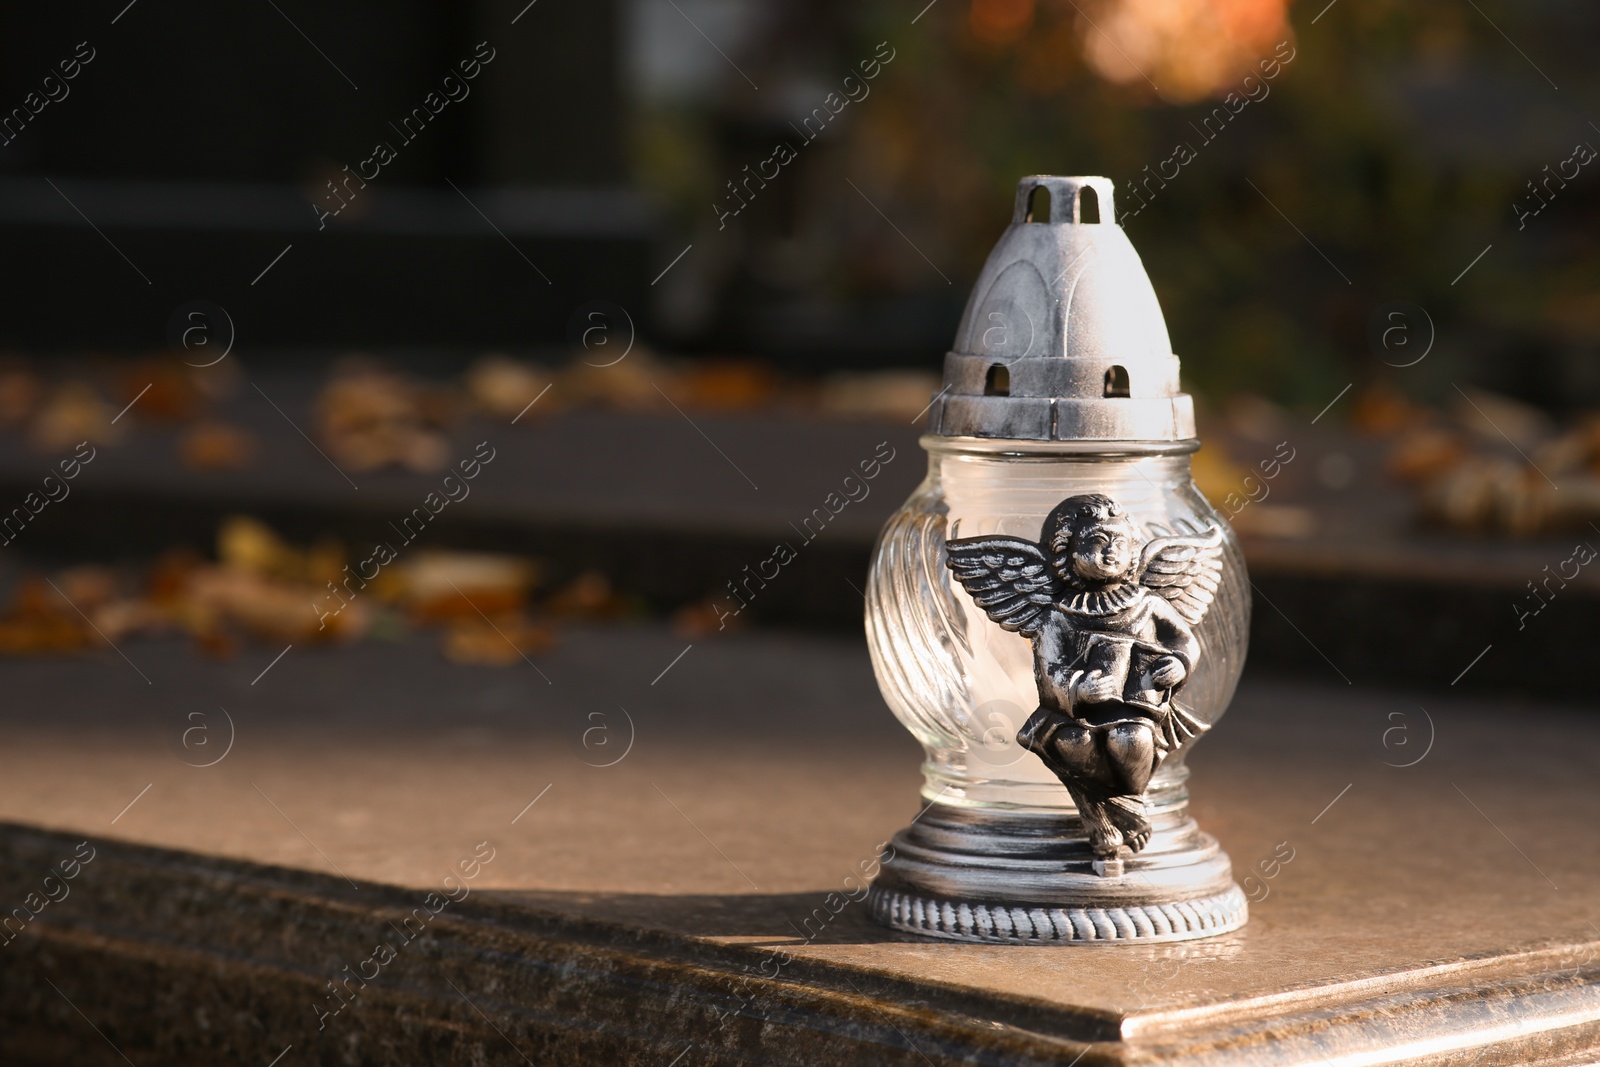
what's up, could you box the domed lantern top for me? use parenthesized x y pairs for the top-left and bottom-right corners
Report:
(926, 176), (1195, 445)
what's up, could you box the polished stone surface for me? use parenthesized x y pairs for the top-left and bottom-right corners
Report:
(0, 627), (1597, 1063)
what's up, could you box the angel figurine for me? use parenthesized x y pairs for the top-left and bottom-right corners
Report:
(946, 493), (1224, 863)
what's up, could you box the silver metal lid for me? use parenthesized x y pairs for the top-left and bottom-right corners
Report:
(927, 176), (1196, 444)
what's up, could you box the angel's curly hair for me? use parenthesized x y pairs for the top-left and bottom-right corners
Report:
(1043, 493), (1141, 588)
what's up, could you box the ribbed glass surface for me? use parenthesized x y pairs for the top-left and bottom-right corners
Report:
(865, 442), (1250, 812)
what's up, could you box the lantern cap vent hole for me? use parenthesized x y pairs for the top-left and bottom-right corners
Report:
(1077, 186), (1100, 224)
(985, 364), (1011, 396)
(1026, 186), (1051, 223)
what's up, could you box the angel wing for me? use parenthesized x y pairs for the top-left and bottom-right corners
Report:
(1137, 519), (1225, 627)
(945, 536), (1061, 638)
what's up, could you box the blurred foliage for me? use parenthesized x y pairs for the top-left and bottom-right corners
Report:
(627, 0), (1600, 415)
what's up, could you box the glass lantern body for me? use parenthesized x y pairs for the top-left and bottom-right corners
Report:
(866, 437), (1250, 814)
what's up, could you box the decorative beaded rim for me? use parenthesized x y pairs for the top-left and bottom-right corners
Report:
(868, 883), (1247, 944)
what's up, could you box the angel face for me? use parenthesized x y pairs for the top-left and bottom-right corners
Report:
(1044, 493), (1142, 588)
(1068, 519), (1138, 582)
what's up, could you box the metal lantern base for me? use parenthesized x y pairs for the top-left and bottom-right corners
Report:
(868, 799), (1246, 945)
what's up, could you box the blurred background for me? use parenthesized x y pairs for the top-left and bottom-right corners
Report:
(0, 0), (1595, 695)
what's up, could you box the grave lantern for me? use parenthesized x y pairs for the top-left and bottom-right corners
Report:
(866, 176), (1250, 943)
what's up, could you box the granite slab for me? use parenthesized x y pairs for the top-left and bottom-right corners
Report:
(0, 627), (1595, 1063)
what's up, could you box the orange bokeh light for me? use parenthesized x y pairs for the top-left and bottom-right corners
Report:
(970, 0), (1037, 46)
(1076, 0), (1293, 101)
